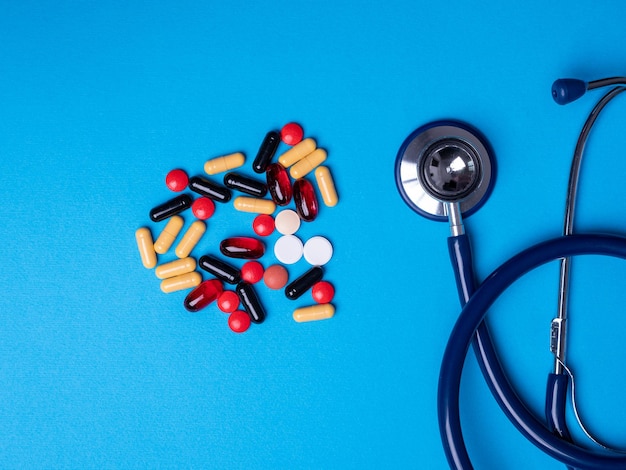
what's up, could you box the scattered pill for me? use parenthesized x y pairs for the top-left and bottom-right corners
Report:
(312, 281), (335, 304)
(233, 196), (276, 215)
(217, 290), (240, 313)
(253, 131), (280, 174)
(278, 138), (316, 168)
(175, 220), (206, 258)
(263, 264), (289, 290)
(285, 266), (323, 300)
(228, 309), (251, 333)
(183, 279), (223, 312)
(274, 209), (301, 235)
(303, 236), (333, 266)
(199, 255), (241, 284)
(149, 194), (193, 222)
(252, 214), (275, 237)
(241, 261), (264, 284)
(224, 172), (268, 198)
(154, 215), (184, 254)
(191, 197), (215, 220)
(314, 166), (338, 207)
(236, 281), (266, 324)
(204, 152), (245, 175)
(135, 227), (157, 269)
(155, 257), (196, 280)
(274, 234), (304, 264)
(220, 237), (265, 259)
(289, 148), (327, 180)
(188, 176), (232, 203)
(166, 169), (189, 192)
(280, 122), (304, 146)
(293, 303), (335, 323)
(293, 178), (319, 222)
(266, 162), (293, 206)
(160, 271), (202, 293)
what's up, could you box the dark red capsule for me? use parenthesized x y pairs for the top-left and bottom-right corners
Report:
(149, 194), (193, 222)
(266, 163), (292, 206)
(236, 281), (266, 323)
(184, 279), (224, 312)
(293, 178), (319, 222)
(220, 237), (265, 259)
(253, 131), (280, 174)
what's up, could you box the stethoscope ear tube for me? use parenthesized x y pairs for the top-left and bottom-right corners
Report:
(439, 234), (626, 470)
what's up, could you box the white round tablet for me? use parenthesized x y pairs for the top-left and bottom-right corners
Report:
(275, 209), (301, 235)
(274, 235), (304, 264)
(303, 236), (333, 266)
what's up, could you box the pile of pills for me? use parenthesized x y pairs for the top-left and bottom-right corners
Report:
(135, 122), (338, 333)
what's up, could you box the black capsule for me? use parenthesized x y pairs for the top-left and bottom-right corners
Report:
(198, 255), (241, 285)
(285, 266), (323, 300)
(224, 172), (268, 198)
(189, 176), (232, 203)
(252, 130), (280, 173)
(236, 281), (266, 324)
(149, 194), (192, 222)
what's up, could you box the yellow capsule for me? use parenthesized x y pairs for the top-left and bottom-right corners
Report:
(278, 138), (316, 167)
(314, 166), (338, 207)
(175, 220), (206, 258)
(135, 227), (157, 269)
(293, 303), (335, 323)
(289, 148), (327, 180)
(153, 215), (184, 254)
(155, 257), (196, 280)
(204, 152), (245, 175)
(160, 271), (202, 293)
(233, 196), (276, 215)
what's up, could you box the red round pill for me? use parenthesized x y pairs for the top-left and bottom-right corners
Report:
(241, 261), (264, 284)
(228, 310), (251, 333)
(166, 169), (189, 192)
(312, 281), (334, 304)
(280, 122), (304, 146)
(252, 214), (275, 237)
(263, 264), (289, 290)
(218, 290), (240, 313)
(192, 197), (215, 220)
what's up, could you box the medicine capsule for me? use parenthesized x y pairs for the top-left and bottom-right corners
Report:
(289, 148), (327, 180)
(135, 227), (157, 269)
(293, 303), (335, 323)
(252, 131), (280, 173)
(160, 271), (202, 293)
(278, 137), (316, 167)
(236, 281), (266, 324)
(188, 176), (232, 203)
(314, 166), (338, 207)
(175, 220), (206, 258)
(198, 255), (241, 284)
(220, 237), (265, 259)
(183, 279), (223, 312)
(266, 163), (293, 206)
(285, 266), (323, 300)
(233, 196), (276, 215)
(155, 257), (196, 279)
(204, 152), (245, 175)
(149, 194), (192, 222)
(293, 178), (319, 222)
(224, 172), (268, 198)
(154, 215), (184, 254)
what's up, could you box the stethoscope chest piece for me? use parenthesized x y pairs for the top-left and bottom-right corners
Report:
(395, 120), (495, 220)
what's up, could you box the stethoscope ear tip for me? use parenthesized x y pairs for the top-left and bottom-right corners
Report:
(552, 78), (588, 105)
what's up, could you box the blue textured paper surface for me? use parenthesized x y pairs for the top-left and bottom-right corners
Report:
(2, 1), (626, 468)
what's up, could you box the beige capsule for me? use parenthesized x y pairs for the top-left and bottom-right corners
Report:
(293, 303), (335, 323)
(155, 257), (196, 280)
(233, 196), (276, 215)
(153, 215), (184, 254)
(175, 220), (206, 258)
(160, 271), (202, 293)
(278, 138), (316, 167)
(135, 227), (157, 269)
(314, 166), (338, 207)
(289, 148), (327, 179)
(204, 152), (245, 175)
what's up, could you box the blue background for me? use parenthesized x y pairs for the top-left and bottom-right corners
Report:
(2, 1), (626, 468)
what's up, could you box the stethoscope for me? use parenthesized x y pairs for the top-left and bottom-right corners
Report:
(395, 76), (626, 469)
